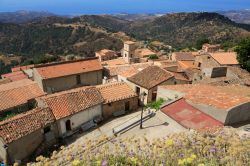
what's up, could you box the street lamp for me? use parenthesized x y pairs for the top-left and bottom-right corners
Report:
(140, 91), (147, 129)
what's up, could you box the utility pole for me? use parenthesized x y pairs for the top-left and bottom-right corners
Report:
(140, 92), (147, 129)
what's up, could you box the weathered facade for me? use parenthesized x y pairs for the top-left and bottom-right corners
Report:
(127, 66), (175, 104)
(33, 58), (103, 94)
(97, 82), (138, 119)
(157, 84), (250, 125)
(37, 86), (104, 137)
(0, 108), (56, 165)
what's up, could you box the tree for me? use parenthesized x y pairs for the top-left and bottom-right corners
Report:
(235, 37), (250, 72)
(195, 38), (209, 50)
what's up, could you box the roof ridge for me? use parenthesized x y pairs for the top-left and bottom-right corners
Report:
(0, 81), (37, 92)
(42, 86), (95, 99)
(97, 82), (125, 89)
(0, 107), (45, 125)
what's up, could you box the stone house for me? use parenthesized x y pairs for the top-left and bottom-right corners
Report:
(97, 82), (138, 119)
(126, 66), (175, 104)
(170, 72), (191, 84)
(0, 107), (57, 165)
(194, 52), (239, 78)
(157, 84), (250, 126)
(33, 58), (103, 94)
(37, 86), (104, 137)
(202, 43), (220, 53)
(0, 79), (45, 119)
(95, 49), (117, 62)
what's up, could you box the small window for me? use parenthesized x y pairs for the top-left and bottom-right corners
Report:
(108, 103), (112, 106)
(43, 126), (51, 134)
(76, 75), (81, 85)
(198, 63), (201, 68)
(174, 81), (177, 85)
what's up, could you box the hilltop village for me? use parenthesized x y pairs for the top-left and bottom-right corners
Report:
(0, 41), (250, 165)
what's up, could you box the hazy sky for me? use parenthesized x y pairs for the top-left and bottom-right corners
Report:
(0, 0), (250, 15)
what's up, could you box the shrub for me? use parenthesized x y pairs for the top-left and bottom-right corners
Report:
(146, 98), (165, 110)
(28, 127), (250, 166)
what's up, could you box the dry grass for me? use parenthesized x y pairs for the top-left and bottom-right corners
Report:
(26, 127), (250, 166)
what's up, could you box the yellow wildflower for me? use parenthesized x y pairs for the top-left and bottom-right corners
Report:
(190, 154), (197, 159)
(130, 157), (138, 165)
(96, 160), (102, 165)
(186, 157), (193, 164)
(72, 160), (81, 166)
(178, 159), (184, 165)
(198, 164), (205, 166)
(165, 139), (174, 146)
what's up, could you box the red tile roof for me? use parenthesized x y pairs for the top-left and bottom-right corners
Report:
(171, 72), (190, 81)
(0, 107), (55, 143)
(96, 49), (116, 57)
(173, 52), (195, 61)
(161, 98), (223, 130)
(210, 52), (239, 65)
(11, 64), (35, 72)
(101, 58), (127, 66)
(160, 84), (250, 110)
(35, 59), (103, 79)
(104, 62), (152, 77)
(1, 71), (28, 81)
(39, 87), (104, 120)
(128, 66), (174, 89)
(97, 82), (137, 104)
(0, 79), (45, 111)
(135, 48), (156, 58)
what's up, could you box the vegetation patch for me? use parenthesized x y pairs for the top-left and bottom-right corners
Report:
(27, 126), (250, 166)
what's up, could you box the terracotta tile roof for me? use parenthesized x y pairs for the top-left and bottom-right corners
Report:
(135, 48), (156, 58)
(1, 71), (28, 81)
(178, 61), (198, 70)
(128, 66), (174, 89)
(210, 52), (239, 65)
(96, 49), (116, 57)
(171, 72), (190, 81)
(101, 58), (126, 66)
(0, 107), (55, 143)
(11, 64), (35, 72)
(173, 52), (195, 61)
(39, 87), (104, 120)
(97, 82), (137, 104)
(35, 59), (103, 79)
(160, 84), (250, 110)
(0, 79), (45, 111)
(104, 62), (152, 77)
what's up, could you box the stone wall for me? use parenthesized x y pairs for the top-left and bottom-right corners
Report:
(103, 97), (138, 119)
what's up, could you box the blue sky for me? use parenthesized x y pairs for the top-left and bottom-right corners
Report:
(0, 0), (250, 15)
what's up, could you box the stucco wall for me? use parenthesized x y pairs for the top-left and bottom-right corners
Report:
(33, 68), (44, 91)
(0, 123), (58, 165)
(103, 97), (138, 119)
(0, 138), (6, 163)
(36, 70), (102, 93)
(58, 104), (102, 136)
(225, 102), (250, 125)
